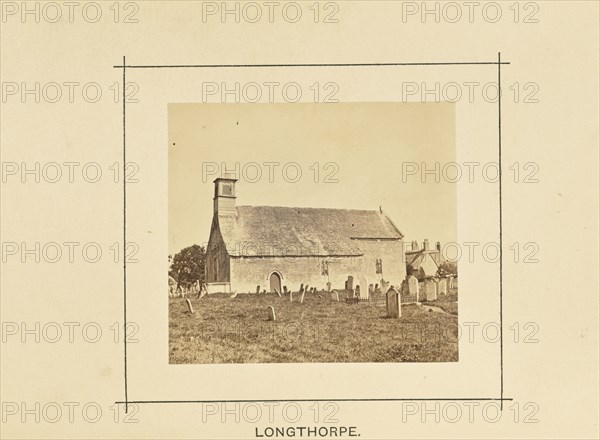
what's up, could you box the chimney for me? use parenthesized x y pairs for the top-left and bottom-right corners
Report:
(423, 239), (429, 251)
(436, 241), (441, 252)
(213, 177), (237, 216)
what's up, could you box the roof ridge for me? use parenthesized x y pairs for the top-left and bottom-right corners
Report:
(236, 205), (380, 213)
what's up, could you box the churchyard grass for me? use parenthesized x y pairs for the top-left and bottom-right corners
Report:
(169, 292), (458, 364)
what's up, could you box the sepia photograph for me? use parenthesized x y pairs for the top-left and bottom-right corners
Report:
(168, 103), (458, 364)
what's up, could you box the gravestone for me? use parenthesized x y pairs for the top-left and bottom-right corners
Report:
(436, 278), (447, 295)
(300, 289), (305, 303)
(326, 282), (331, 292)
(267, 306), (276, 321)
(354, 285), (360, 298)
(345, 276), (354, 291)
(299, 284), (304, 293)
(359, 274), (369, 300)
(289, 289), (294, 302)
(274, 288), (281, 298)
(386, 287), (400, 318)
(447, 276), (454, 289)
(374, 283), (379, 293)
(408, 275), (419, 300)
(368, 284), (374, 295)
(425, 280), (437, 301)
(185, 298), (194, 314)
(400, 279), (409, 296)
(256, 285), (261, 294)
(283, 286), (288, 294)
(263, 289), (267, 294)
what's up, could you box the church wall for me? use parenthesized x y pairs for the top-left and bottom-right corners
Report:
(229, 255), (364, 293)
(228, 238), (406, 293)
(351, 239), (407, 289)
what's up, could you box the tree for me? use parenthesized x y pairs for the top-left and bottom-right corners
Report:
(169, 244), (206, 286)
(436, 260), (457, 278)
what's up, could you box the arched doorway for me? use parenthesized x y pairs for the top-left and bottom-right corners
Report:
(269, 272), (282, 293)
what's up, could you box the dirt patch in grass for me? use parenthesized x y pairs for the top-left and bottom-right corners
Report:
(169, 292), (458, 364)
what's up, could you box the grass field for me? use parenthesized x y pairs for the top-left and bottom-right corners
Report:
(169, 290), (458, 364)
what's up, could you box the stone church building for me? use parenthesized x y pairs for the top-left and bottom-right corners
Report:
(205, 178), (406, 294)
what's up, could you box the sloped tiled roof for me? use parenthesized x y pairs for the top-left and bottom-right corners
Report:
(217, 205), (403, 257)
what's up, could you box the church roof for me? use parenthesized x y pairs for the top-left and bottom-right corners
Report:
(217, 205), (403, 257)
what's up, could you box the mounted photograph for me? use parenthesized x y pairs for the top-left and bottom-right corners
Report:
(168, 102), (458, 364)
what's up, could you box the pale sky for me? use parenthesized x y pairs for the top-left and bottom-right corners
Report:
(168, 103), (456, 256)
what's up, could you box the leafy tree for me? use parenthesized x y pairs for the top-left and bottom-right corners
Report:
(436, 260), (458, 277)
(169, 244), (205, 286)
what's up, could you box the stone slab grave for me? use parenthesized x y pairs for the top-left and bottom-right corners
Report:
(425, 280), (437, 301)
(386, 287), (401, 318)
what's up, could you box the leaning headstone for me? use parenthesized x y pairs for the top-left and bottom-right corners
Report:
(425, 280), (437, 301)
(267, 306), (276, 321)
(436, 278), (447, 295)
(408, 275), (419, 301)
(300, 289), (305, 303)
(274, 288), (281, 298)
(386, 287), (400, 318)
(185, 298), (194, 314)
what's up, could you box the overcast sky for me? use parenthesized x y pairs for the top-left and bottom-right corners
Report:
(168, 102), (456, 256)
